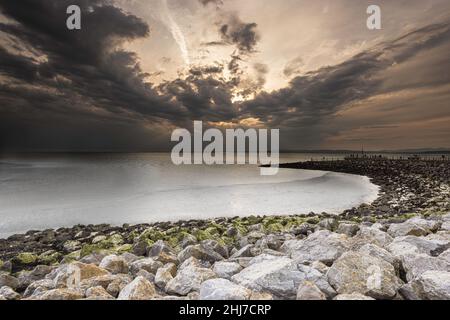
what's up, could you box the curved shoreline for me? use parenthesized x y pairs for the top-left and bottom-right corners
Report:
(0, 158), (449, 300)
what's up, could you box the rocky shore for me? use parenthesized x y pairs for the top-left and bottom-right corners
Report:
(0, 158), (449, 300)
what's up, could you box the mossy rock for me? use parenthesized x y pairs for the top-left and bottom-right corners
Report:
(108, 234), (124, 246)
(305, 216), (320, 225)
(264, 222), (285, 233)
(15, 252), (38, 265)
(114, 244), (133, 254)
(138, 228), (165, 242)
(0, 259), (3, 269)
(38, 250), (62, 265)
(63, 250), (82, 263)
(231, 221), (248, 235)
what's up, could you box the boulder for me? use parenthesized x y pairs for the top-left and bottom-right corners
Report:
(388, 236), (450, 257)
(358, 244), (400, 273)
(147, 240), (176, 257)
(410, 270), (450, 300)
(297, 264), (336, 298)
(85, 286), (115, 300)
(79, 252), (107, 265)
(327, 251), (402, 299)
(37, 288), (83, 300)
(17, 265), (54, 290)
(165, 265), (216, 296)
(399, 253), (450, 282)
(155, 263), (177, 289)
(352, 226), (393, 248)
(439, 249), (450, 263)
(296, 281), (326, 300)
(117, 276), (156, 300)
(232, 256), (304, 299)
(199, 278), (252, 300)
(0, 274), (19, 290)
(99, 255), (128, 274)
(129, 258), (163, 275)
(178, 244), (224, 264)
(0, 286), (21, 300)
(230, 244), (255, 258)
(212, 261), (242, 280)
(282, 230), (349, 265)
(441, 221), (450, 231)
(52, 262), (109, 288)
(336, 223), (360, 237)
(23, 279), (55, 298)
(202, 240), (228, 258)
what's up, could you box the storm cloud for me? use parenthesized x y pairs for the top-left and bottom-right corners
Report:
(0, 0), (449, 151)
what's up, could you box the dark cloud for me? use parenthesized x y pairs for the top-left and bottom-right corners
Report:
(219, 14), (260, 54)
(0, 0), (449, 151)
(238, 21), (450, 149)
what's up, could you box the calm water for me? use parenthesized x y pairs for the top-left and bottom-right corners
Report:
(0, 153), (379, 238)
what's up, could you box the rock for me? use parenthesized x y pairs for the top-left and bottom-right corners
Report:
(37, 288), (83, 300)
(389, 236), (450, 257)
(136, 269), (155, 283)
(318, 218), (338, 231)
(199, 278), (252, 300)
(181, 234), (198, 248)
(153, 251), (179, 265)
(440, 249), (450, 263)
(129, 258), (163, 275)
(117, 276), (156, 300)
(410, 270), (450, 300)
(311, 261), (329, 274)
(296, 281), (327, 300)
(202, 240), (228, 258)
(12, 252), (38, 270)
(147, 240), (176, 257)
(336, 223), (360, 237)
(358, 244), (400, 273)
(399, 253), (450, 282)
(165, 264), (216, 296)
(79, 252), (107, 265)
(297, 264), (336, 298)
(333, 293), (375, 300)
(232, 256), (304, 299)
(0, 260), (12, 273)
(178, 244), (224, 264)
(85, 286), (115, 300)
(0, 274), (19, 290)
(63, 240), (82, 252)
(132, 240), (149, 256)
(52, 262), (109, 288)
(121, 252), (140, 264)
(398, 283), (421, 300)
(179, 257), (211, 270)
(0, 286), (21, 300)
(17, 265), (54, 290)
(441, 221), (450, 231)
(327, 251), (402, 299)
(282, 230), (349, 265)
(99, 255), (128, 274)
(23, 279), (55, 298)
(352, 226), (393, 248)
(155, 263), (177, 289)
(212, 261), (242, 280)
(92, 235), (107, 244)
(230, 244), (255, 258)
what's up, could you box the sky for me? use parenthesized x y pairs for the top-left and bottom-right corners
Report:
(0, 0), (449, 152)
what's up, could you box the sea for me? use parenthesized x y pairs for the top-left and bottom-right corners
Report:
(0, 153), (382, 238)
